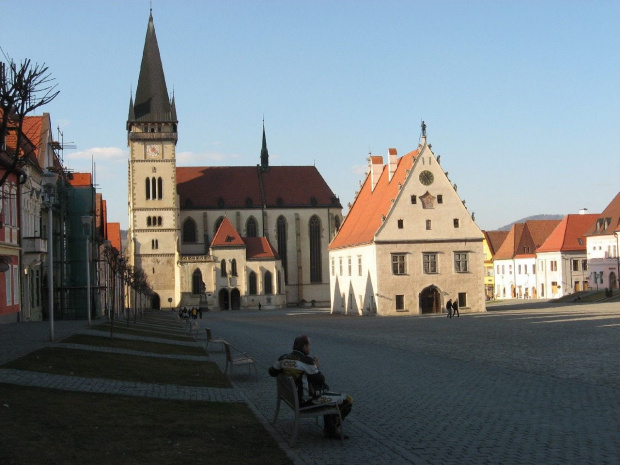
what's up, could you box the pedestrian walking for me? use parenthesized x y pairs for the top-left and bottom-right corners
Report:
(446, 299), (453, 318)
(452, 299), (459, 317)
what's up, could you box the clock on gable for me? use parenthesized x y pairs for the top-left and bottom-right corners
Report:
(146, 144), (160, 158)
(419, 170), (434, 186)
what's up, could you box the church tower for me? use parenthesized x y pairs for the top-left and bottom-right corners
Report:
(127, 11), (179, 308)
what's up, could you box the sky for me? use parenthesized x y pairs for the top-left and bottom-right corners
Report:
(2, 0), (619, 231)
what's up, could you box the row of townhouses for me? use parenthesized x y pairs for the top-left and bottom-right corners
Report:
(0, 111), (134, 324)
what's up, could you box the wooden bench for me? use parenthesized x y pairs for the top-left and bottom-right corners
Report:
(223, 342), (257, 381)
(273, 373), (344, 447)
(205, 328), (225, 354)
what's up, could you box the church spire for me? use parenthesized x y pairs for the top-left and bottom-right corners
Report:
(129, 11), (175, 125)
(260, 118), (269, 171)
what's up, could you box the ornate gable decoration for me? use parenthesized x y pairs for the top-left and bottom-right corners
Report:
(420, 191), (436, 209)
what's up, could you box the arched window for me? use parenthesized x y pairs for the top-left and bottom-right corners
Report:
(221, 259), (227, 277)
(151, 177), (157, 200)
(277, 216), (288, 284)
(157, 177), (163, 199)
(182, 218), (197, 243)
(309, 215), (322, 283)
(192, 269), (203, 295)
(145, 178), (151, 200)
(264, 271), (273, 295)
(246, 217), (258, 237)
(158, 216), (162, 226)
(249, 271), (257, 295)
(147, 217), (152, 226)
(214, 216), (224, 236)
(231, 259), (237, 277)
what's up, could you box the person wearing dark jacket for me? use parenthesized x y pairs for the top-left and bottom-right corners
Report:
(269, 335), (353, 439)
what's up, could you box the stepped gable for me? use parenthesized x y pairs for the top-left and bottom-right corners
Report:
(176, 165), (339, 209)
(537, 214), (598, 253)
(210, 217), (245, 247)
(584, 192), (620, 236)
(330, 149), (418, 249)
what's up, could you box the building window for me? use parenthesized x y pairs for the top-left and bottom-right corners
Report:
(550, 261), (558, 272)
(147, 217), (152, 226)
(397, 219), (404, 229)
(157, 177), (163, 199)
(423, 253), (438, 274)
(582, 259), (587, 271)
(347, 256), (351, 275)
(145, 178), (150, 200)
(395, 295), (405, 311)
(572, 260), (579, 271)
(453, 218), (459, 228)
(246, 217), (258, 237)
(518, 265), (522, 274)
(309, 216), (322, 283)
(151, 177), (157, 199)
(411, 195), (417, 204)
(264, 271), (273, 294)
(358, 255), (362, 276)
(437, 195), (443, 204)
(392, 254), (406, 275)
(426, 220), (431, 230)
(151, 239), (158, 249)
(158, 216), (162, 226)
(231, 259), (237, 277)
(339, 257), (343, 275)
(331, 257), (335, 276)
(192, 269), (202, 295)
(182, 218), (197, 243)
(458, 292), (467, 308)
(221, 259), (227, 277)
(277, 216), (288, 284)
(249, 271), (257, 295)
(454, 253), (469, 273)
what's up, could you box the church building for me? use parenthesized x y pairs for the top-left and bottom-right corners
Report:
(126, 12), (342, 310)
(329, 127), (485, 316)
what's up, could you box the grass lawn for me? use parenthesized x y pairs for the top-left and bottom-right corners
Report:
(61, 334), (206, 356)
(91, 324), (195, 341)
(0, 384), (293, 465)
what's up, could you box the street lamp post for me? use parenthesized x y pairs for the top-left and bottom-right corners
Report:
(41, 170), (58, 342)
(81, 216), (93, 325)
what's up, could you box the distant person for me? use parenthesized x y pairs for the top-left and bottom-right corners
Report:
(452, 299), (459, 317)
(446, 299), (453, 318)
(258, 302), (262, 311)
(191, 307), (198, 320)
(198, 307), (203, 319)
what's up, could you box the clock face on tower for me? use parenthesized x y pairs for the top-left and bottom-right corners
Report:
(146, 144), (160, 158)
(419, 170), (434, 186)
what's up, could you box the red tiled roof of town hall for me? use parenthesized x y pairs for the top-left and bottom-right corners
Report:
(584, 192), (620, 236)
(211, 217), (245, 247)
(177, 166), (339, 209)
(329, 150), (418, 250)
(537, 214), (598, 253)
(68, 172), (92, 186)
(107, 222), (122, 252)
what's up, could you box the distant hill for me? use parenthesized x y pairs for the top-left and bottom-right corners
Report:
(497, 214), (565, 231)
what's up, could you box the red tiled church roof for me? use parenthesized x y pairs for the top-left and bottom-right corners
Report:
(211, 217), (245, 247)
(243, 237), (279, 259)
(537, 214), (598, 253)
(210, 217), (279, 259)
(177, 165), (340, 210)
(329, 150), (418, 250)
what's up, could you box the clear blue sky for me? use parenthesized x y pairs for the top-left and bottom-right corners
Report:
(2, 1), (619, 231)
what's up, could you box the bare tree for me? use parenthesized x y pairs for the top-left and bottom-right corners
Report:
(0, 53), (59, 186)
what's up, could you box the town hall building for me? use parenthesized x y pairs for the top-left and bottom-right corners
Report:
(126, 12), (342, 310)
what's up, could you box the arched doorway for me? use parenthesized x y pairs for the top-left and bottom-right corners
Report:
(151, 293), (161, 310)
(231, 288), (241, 309)
(419, 286), (441, 314)
(218, 289), (230, 310)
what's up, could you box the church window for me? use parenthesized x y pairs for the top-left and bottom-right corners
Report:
(192, 269), (203, 295)
(246, 217), (258, 237)
(231, 259), (237, 277)
(214, 217), (224, 236)
(147, 217), (152, 226)
(249, 271), (257, 295)
(264, 271), (273, 295)
(221, 260), (227, 277)
(182, 218), (197, 243)
(334, 215), (341, 232)
(152, 239), (158, 249)
(151, 177), (157, 199)
(158, 216), (162, 226)
(309, 216), (322, 283)
(145, 178), (150, 199)
(157, 177), (163, 199)
(277, 216), (288, 284)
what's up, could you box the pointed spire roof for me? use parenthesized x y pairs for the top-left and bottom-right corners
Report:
(129, 11), (175, 124)
(260, 119), (269, 171)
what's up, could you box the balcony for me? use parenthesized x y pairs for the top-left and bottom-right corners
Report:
(22, 237), (47, 254)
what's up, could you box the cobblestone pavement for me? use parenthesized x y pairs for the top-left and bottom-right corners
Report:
(203, 301), (620, 465)
(1, 302), (619, 464)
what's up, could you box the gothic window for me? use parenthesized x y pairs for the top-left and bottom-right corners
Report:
(151, 177), (157, 199)
(152, 239), (159, 249)
(246, 217), (258, 237)
(231, 259), (237, 277)
(147, 217), (152, 226)
(249, 271), (257, 295)
(182, 218), (197, 243)
(145, 178), (150, 200)
(334, 215), (341, 231)
(214, 217), (224, 236)
(277, 216), (288, 284)
(157, 177), (163, 199)
(221, 259), (227, 277)
(158, 216), (162, 226)
(192, 269), (203, 295)
(264, 271), (273, 295)
(309, 215), (322, 283)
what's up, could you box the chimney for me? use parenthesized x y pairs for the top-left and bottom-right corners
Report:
(388, 148), (397, 181)
(579, 208), (588, 215)
(369, 155), (384, 191)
